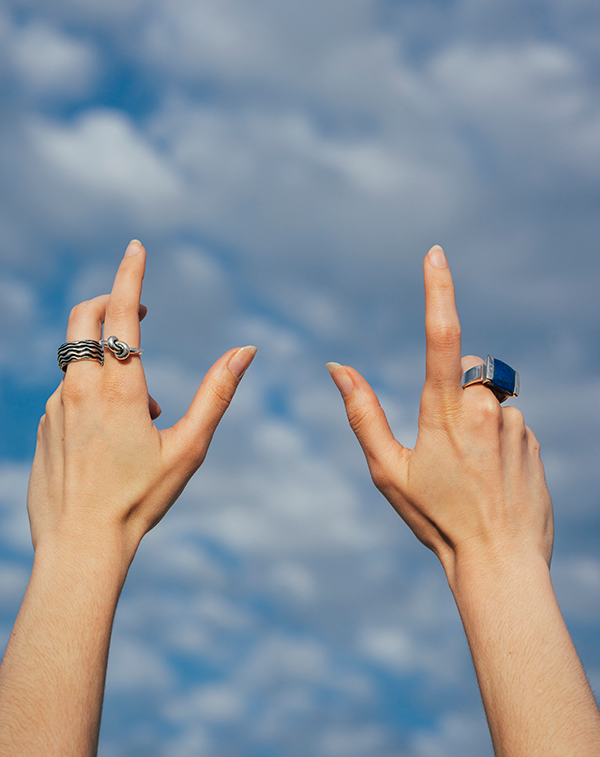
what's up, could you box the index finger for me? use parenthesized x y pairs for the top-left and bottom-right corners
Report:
(423, 246), (463, 400)
(103, 240), (146, 371)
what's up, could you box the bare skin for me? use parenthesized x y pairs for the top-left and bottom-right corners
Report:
(327, 245), (600, 756)
(0, 240), (257, 757)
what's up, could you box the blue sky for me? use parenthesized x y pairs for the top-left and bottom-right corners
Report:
(1, 0), (600, 754)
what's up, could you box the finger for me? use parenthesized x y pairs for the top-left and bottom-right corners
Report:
(65, 294), (109, 342)
(164, 346), (257, 472)
(326, 362), (408, 477)
(423, 246), (462, 399)
(149, 394), (162, 421)
(63, 294), (110, 376)
(461, 355), (484, 373)
(65, 297), (146, 346)
(103, 240), (146, 370)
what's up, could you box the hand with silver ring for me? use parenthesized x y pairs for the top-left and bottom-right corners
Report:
(2, 240), (257, 756)
(327, 246), (600, 756)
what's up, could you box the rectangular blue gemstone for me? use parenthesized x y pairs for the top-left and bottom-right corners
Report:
(491, 358), (516, 394)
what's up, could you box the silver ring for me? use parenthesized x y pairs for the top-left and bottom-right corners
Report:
(57, 340), (104, 372)
(101, 336), (144, 361)
(461, 355), (519, 403)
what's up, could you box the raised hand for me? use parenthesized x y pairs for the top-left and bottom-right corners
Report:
(0, 240), (256, 757)
(328, 245), (600, 757)
(327, 244), (552, 582)
(29, 239), (256, 556)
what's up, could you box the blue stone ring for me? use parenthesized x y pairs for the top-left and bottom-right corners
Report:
(460, 355), (519, 403)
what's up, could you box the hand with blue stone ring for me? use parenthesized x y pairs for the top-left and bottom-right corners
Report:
(327, 246), (600, 757)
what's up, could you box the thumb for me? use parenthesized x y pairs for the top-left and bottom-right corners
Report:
(326, 362), (409, 485)
(165, 346), (257, 472)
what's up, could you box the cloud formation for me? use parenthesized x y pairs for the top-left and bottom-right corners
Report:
(0, 1), (599, 755)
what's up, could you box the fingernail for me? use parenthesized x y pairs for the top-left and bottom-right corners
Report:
(428, 245), (447, 268)
(326, 362), (354, 398)
(228, 346), (257, 379)
(124, 239), (142, 257)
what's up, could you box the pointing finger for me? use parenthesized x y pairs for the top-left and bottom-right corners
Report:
(423, 246), (463, 402)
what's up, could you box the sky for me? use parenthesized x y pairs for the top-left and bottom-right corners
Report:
(0, 0), (600, 754)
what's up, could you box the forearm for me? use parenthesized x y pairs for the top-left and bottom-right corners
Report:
(449, 548), (600, 757)
(0, 534), (134, 757)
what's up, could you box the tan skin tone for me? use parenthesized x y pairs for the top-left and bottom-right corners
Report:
(0, 240), (256, 756)
(327, 245), (600, 756)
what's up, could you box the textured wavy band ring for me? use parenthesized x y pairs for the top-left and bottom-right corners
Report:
(460, 355), (519, 403)
(101, 335), (144, 361)
(57, 340), (104, 372)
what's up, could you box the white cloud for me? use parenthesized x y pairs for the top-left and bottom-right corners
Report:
(29, 110), (182, 220)
(430, 42), (600, 182)
(10, 21), (97, 98)
(318, 724), (389, 756)
(0, 562), (29, 604)
(0, 465), (33, 553)
(552, 556), (600, 622)
(106, 635), (174, 691)
(148, 100), (468, 269)
(410, 711), (492, 757)
(167, 682), (245, 723)
(0, 277), (36, 326)
(268, 561), (317, 604)
(359, 626), (415, 671)
(191, 443), (382, 554)
(1, 3), (600, 756)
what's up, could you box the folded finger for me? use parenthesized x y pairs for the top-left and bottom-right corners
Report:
(149, 394), (162, 421)
(461, 355), (484, 373)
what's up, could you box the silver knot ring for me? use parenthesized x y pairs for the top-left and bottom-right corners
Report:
(57, 340), (104, 372)
(101, 336), (144, 361)
(460, 355), (519, 404)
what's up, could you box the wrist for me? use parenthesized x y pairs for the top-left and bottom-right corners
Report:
(32, 524), (138, 591)
(442, 543), (550, 602)
(444, 542), (553, 613)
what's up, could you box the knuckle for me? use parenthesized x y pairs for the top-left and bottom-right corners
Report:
(209, 376), (234, 413)
(60, 376), (86, 405)
(478, 392), (503, 422)
(369, 460), (392, 492)
(429, 322), (461, 352)
(68, 299), (97, 328)
(44, 388), (61, 417)
(101, 372), (137, 405)
(464, 389), (502, 428)
(502, 405), (526, 434)
(106, 299), (131, 323)
(346, 400), (377, 440)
